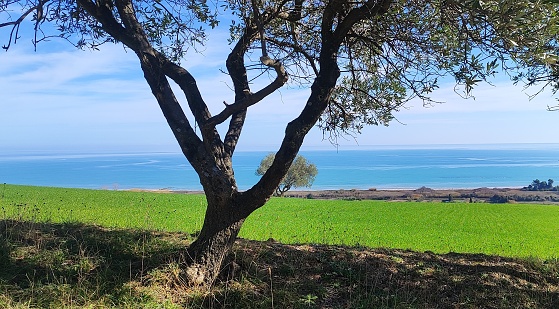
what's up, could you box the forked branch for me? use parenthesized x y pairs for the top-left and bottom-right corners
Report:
(205, 0), (290, 129)
(205, 56), (288, 128)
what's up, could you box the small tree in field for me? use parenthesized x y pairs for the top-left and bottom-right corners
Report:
(2, 0), (559, 287)
(257, 154), (317, 196)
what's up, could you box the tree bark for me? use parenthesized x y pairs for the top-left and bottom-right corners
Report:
(184, 181), (262, 286)
(185, 207), (245, 287)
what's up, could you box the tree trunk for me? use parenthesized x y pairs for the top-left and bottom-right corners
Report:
(183, 181), (258, 287)
(185, 213), (245, 287)
(73, 0), (392, 291)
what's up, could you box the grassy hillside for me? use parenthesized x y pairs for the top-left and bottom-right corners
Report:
(0, 184), (207, 232)
(1, 184), (558, 308)
(243, 198), (559, 258)
(2, 184), (558, 258)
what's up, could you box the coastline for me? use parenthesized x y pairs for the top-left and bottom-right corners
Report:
(165, 187), (559, 203)
(282, 187), (559, 203)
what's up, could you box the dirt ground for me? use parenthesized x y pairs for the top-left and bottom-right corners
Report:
(168, 186), (559, 203)
(283, 187), (559, 203)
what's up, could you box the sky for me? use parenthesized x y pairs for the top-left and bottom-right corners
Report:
(1, 22), (559, 154)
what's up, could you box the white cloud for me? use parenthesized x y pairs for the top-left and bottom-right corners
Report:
(399, 80), (554, 115)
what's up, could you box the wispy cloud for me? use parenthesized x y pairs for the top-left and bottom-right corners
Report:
(2, 30), (558, 152)
(400, 79), (554, 115)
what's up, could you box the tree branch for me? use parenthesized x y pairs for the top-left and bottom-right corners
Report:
(207, 2), (291, 148)
(76, 0), (137, 49)
(287, 0), (304, 22)
(240, 0), (395, 214)
(222, 21), (258, 155)
(114, 1), (230, 158)
(112, 0), (227, 158)
(251, 0), (268, 58)
(320, 0), (339, 41)
(333, 0), (392, 46)
(79, 0), (206, 162)
(0, 0), (51, 50)
(161, 59), (212, 124)
(204, 56), (288, 128)
(221, 0), (295, 155)
(266, 36), (319, 76)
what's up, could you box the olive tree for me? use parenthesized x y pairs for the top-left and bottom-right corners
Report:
(257, 153), (317, 196)
(1, 0), (558, 286)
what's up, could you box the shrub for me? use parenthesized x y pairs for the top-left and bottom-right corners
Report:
(489, 194), (510, 203)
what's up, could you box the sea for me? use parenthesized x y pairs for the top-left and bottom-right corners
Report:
(2, 144), (559, 191)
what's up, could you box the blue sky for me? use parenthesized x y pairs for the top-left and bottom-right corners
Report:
(1, 25), (558, 153)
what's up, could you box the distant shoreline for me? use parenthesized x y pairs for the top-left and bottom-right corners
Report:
(159, 186), (559, 203)
(281, 187), (559, 203)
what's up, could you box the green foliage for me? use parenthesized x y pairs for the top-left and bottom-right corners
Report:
(523, 178), (559, 191)
(316, 0), (559, 137)
(484, 0), (559, 96)
(299, 294), (318, 306)
(256, 154), (318, 196)
(0, 0), (219, 60)
(489, 194), (511, 203)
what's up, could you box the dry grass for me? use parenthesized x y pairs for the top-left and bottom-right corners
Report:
(1, 219), (558, 308)
(226, 240), (559, 308)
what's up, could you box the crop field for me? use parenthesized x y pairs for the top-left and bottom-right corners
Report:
(2, 184), (559, 258)
(244, 198), (559, 258)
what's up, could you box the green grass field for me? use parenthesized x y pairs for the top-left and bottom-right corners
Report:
(2, 184), (559, 258)
(2, 184), (559, 308)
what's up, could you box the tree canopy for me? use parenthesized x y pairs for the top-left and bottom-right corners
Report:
(3, 1), (558, 117)
(523, 178), (558, 191)
(257, 153), (318, 196)
(2, 0), (558, 286)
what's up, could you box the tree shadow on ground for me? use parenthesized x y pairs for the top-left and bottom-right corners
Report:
(0, 219), (192, 307)
(229, 239), (559, 308)
(1, 219), (558, 308)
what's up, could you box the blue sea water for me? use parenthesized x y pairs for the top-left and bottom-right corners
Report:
(2, 145), (559, 191)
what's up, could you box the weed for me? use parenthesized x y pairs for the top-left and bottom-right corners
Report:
(299, 294), (318, 306)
